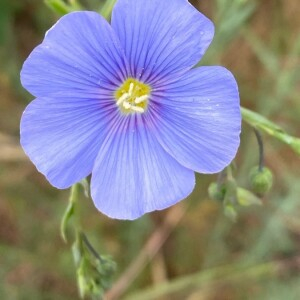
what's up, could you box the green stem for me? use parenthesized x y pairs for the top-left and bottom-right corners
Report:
(241, 107), (300, 155)
(60, 183), (80, 242)
(44, 0), (73, 15)
(217, 169), (227, 189)
(124, 260), (281, 300)
(241, 107), (281, 132)
(81, 232), (103, 262)
(253, 128), (264, 171)
(100, 0), (117, 20)
(68, 0), (82, 10)
(70, 182), (80, 204)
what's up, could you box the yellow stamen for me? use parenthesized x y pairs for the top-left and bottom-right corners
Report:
(115, 78), (151, 114)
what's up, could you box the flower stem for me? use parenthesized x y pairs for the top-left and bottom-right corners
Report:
(101, 0), (117, 20)
(253, 128), (264, 171)
(241, 107), (300, 155)
(60, 183), (80, 242)
(80, 231), (103, 262)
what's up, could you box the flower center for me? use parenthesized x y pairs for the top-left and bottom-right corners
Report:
(115, 78), (151, 114)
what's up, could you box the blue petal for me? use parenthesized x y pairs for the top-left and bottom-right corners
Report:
(91, 116), (195, 220)
(150, 67), (241, 173)
(20, 92), (117, 188)
(111, 0), (214, 84)
(21, 11), (129, 97)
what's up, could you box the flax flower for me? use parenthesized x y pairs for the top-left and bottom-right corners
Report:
(20, 0), (241, 219)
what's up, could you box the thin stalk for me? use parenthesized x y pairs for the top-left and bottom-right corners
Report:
(124, 257), (298, 300)
(101, 0), (117, 20)
(253, 128), (264, 171)
(241, 106), (300, 156)
(81, 232), (103, 262)
(105, 204), (187, 300)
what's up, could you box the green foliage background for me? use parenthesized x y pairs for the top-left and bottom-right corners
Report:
(0, 0), (299, 299)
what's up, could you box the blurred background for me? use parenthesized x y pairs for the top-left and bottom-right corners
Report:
(0, 0), (300, 299)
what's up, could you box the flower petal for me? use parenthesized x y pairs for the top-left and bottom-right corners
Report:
(111, 0), (214, 84)
(21, 11), (129, 97)
(20, 92), (117, 188)
(150, 66), (241, 173)
(91, 116), (195, 220)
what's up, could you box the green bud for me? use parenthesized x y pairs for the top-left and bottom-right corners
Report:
(208, 182), (225, 201)
(224, 203), (237, 222)
(249, 166), (273, 196)
(223, 179), (238, 205)
(237, 187), (262, 206)
(222, 179), (238, 221)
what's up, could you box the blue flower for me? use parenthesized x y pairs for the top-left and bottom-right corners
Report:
(20, 0), (241, 220)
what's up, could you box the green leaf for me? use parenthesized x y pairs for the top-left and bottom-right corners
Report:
(60, 184), (80, 242)
(77, 257), (89, 299)
(72, 235), (82, 266)
(237, 187), (262, 207)
(60, 200), (75, 242)
(72, 232), (116, 299)
(241, 107), (300, 155)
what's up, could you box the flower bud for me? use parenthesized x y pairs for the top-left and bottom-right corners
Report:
(224, 203), (237, 221)
(223, 179), (238, 204)
(249, 166), (273, 196)
(208, 182), (224, 201)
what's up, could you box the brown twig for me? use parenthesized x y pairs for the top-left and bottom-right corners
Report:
(105, 203), (188, 300)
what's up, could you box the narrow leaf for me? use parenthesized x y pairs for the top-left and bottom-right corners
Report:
(241, 107), (300, 155)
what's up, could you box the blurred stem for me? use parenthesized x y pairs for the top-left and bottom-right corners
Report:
(217, 169), (227, 188)
(105, 204), (187, 300)
(70, 183), (80, 204)
(124, 257), (299, 300)
(44, 0), (73, 15)
(100, 0), (117, 20)
(226, 165), (233, 180)
(68, 0), (82, 9)
(253, 128), (264, 171)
